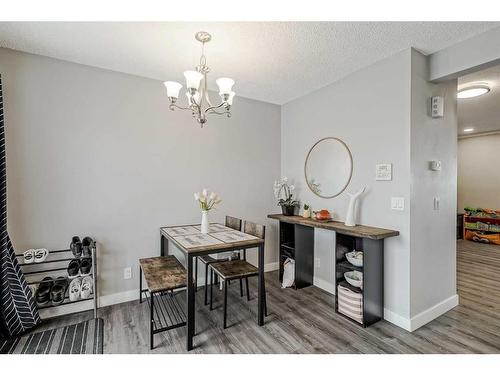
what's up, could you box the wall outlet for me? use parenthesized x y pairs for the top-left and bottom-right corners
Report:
(391, 197), (405, 211)
(430, 96), (444, 118)
(123, 267), (132, 280)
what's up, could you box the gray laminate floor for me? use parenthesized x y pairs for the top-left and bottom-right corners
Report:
(36, 240), (500, 353)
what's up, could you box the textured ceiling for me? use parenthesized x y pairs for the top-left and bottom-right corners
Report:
(458, 64), (500, 135)
(0, 22), (499, 104)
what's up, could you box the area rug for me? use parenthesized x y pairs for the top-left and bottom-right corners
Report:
(0, 318), (103, 354)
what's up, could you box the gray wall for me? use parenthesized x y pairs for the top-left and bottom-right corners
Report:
(281, 50), (412, 320)
(410, 50), (458, 322)
(458, 133), (500, 211)
(1, 48), (281, 305)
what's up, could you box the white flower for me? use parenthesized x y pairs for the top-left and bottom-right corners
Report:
(209, 192), (216, 200)
(202, 188), (208, 197)
(289, 185), (295, 191)
(282, 177), (288, 183)
(194, 192), (200, 201)
(200, 195), (207, 203)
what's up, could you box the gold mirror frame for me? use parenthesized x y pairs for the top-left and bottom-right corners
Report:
(304, 137), (353, 199)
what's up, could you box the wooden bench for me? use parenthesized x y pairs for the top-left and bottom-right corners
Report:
(139, 255), (187, 349)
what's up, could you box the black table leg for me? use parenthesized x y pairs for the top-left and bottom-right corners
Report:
(258, 243), (265, 326)
(186, 253), (195, 351)
(161, 235), (169, 256)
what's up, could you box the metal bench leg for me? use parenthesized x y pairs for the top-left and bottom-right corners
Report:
(223, 279), (228, 329)
(150, 292), (154, 350)
(210, 268), (214, 311)
(239, 278), (243, 297)
(204, 263), (209, 305)
(194, 256), (198, 292)
(139, 267), (143, 304)
(245, 277), (250, 301)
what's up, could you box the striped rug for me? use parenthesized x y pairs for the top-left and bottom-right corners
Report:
(0, 318), (103, 354)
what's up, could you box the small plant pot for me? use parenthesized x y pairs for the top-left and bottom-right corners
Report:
(281, 205), (295, 216)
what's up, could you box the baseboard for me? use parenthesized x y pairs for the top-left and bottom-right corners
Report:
(313, 277), (335, 295)
(383, 309), (411, 331)
(409, 294), (459, 331)
(384, 294), (459, 332)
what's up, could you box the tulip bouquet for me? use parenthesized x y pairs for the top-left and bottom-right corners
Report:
(274, 177), (299, 216)
(194, 189), (222, 233)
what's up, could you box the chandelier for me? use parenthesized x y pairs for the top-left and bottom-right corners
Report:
(163, 31), (235, 127)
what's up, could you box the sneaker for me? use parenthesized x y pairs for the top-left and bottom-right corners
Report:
(69, 277), (82, 301)
(81, 276), (93, 299)
(82, 237), (94, 258)
(80, 258), (92, 276)
(67, 259), (81, 278)
(51, 276), (68, 306)
(70, 236), (82, 258)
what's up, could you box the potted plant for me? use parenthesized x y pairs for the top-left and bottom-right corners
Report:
(194, 189), (222, 233)
(303, 204), (311, 218)
(274, 177), (299, 216)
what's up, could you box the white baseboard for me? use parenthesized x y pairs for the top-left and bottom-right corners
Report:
(409, 294), (459, 331)
(313, 277), (335, 295)
(384, 294), (459, 332)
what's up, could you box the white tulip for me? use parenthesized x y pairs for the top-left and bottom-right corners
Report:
(202, 188), (208, 197)
(282, 177), (288, 183)
(209, 192), (217, 200)
(194, 192), (200, 201)
(289, 185), (295, 191)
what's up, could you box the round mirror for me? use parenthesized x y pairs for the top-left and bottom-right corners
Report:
(304, 137), (353, 198)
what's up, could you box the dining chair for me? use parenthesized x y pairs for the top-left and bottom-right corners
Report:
(209, 221), (268, 329)
(198, 215), (242, 305)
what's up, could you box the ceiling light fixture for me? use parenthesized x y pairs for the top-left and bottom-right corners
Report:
(457, 85), (490, 99)
(164, 31), (234, 127)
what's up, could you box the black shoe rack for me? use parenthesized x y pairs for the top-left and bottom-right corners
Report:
(16, 244), (98, 319)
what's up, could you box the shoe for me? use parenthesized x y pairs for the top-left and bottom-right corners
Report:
(80, 258), (92, 276)
(67, 259), (81, 278)
(23, 249), (35, 264)
(69, 277), (82, 301)
(82, 237), (94, 258)
(34, 248), (49, 263)
(51, 276), (68, 306)
(81, 276), (93, 299)
(70, 236), (82, 258)
(35, 277), (54, 306)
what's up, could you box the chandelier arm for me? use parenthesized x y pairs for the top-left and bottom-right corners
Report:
(207, 109), (231, 117)
(169, 103), (192, 111)
(204, 101), (227, 114)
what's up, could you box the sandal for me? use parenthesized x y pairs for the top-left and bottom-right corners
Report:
(23, 249), (35, 264)
(51, 276), (68, 306)
(67, 259), (81, 278)
(34, 248), (49, 263)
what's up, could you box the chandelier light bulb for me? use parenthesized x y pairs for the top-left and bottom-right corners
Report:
(216, 77), (235, 95)
(163, 81), (182, 99)
(226, 91), (235, 106)
(184, 70), (204, 90)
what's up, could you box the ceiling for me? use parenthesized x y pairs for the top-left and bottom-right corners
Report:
(0, 22), (499, 104)
(458, 64), (500, 136)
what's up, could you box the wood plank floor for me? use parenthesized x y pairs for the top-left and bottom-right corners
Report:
(36, 240), (500, 353)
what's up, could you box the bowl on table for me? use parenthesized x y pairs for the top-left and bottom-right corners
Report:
(345, 250), (363, 267)
(344, 270), (363, 289)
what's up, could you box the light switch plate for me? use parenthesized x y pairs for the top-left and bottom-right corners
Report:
(123, 267), (132, 280)
(391, 197), (405, 211)
(431, 96), (444, 118)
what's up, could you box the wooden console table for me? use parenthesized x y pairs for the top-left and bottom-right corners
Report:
(268, 214), (399, 327)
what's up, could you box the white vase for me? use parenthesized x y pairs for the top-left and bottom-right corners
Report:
(345, 187), (366, 227)
(201, 210), (209, 234)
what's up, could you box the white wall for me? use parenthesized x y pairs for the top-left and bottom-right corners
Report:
(1, 48), (281, 305)
(409, 50), (458, 326)
(458, 133), (500, 211)
(281, 50), (412, 321)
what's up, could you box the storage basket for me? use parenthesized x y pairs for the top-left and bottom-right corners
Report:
(337, 284), (363, 324)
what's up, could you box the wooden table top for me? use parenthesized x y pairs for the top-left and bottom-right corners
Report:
(160, 224), (264, 254)
(267, 214), (399, 240)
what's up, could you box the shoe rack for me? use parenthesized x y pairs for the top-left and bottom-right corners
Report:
(17, 243), (98, 319)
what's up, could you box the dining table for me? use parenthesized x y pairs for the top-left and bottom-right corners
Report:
(160, 223), (266, 351)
